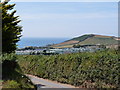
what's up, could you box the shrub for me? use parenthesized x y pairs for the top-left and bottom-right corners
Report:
(3, 80), (21, 88)
(2, 53), (34, 89)
(18, 49), (120, 88)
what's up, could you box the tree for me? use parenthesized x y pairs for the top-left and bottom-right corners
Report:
(2, 1), (22, 53)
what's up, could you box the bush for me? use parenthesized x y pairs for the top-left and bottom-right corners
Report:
(0, 53), (17, 62)
(3, 80), (21, 88)
(1, 53), (34, 89)
(18, 49), (120, 88)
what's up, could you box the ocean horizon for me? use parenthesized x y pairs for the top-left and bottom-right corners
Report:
(17, 37), (70, 48)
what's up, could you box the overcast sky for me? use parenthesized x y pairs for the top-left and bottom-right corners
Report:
(10, 2), (118, 38)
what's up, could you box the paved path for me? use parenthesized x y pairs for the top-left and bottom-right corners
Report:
(26, 74), (78, 88)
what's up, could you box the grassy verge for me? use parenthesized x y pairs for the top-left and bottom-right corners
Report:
(17, 49), (120, 88)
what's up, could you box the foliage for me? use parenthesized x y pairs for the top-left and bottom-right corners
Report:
(3, 80), (21, 88)
(1, 1), (34, 89)
(2, 1), (22, 53)
(1, 53), (34, 89)
(1, 53), (17, 62)
(17, 49), (120, 88)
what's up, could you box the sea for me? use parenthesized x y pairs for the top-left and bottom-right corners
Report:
(17, 37), (70, 49)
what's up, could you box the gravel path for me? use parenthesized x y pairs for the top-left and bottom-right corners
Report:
(26, 74), (78, 88)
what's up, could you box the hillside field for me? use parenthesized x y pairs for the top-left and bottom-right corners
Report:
(51, 34), (119, 48)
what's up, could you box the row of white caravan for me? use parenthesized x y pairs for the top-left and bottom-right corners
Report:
(16, 47), (102, 55)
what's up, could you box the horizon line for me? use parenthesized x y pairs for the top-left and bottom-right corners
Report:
(6, 0), (119, 2)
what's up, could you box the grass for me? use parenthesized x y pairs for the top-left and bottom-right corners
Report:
(79, 36), (118, 45)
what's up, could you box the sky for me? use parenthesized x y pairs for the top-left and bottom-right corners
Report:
(9, 2), (118, 38)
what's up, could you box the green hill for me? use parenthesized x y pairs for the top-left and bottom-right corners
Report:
(51, 34), (119, 48)
(79, 35), (119, 45)
(68, 34), (94, 41)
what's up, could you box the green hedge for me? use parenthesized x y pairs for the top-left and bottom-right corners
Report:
(17, 49), (120, 88)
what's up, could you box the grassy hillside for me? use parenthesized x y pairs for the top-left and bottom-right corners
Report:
(52, 40), (79, 48)
(52, 34), (119, 48)
(79, 35), (118, 45)
(17, 49), (120, 88)
(69, 34), (94, 41)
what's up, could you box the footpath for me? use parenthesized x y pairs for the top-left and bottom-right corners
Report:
(26, 74), (78, 88)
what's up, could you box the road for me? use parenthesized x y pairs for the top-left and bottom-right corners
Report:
(26, 74), (78, 88)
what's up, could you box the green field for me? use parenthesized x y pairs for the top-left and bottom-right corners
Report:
(79, 36), (118, 45)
